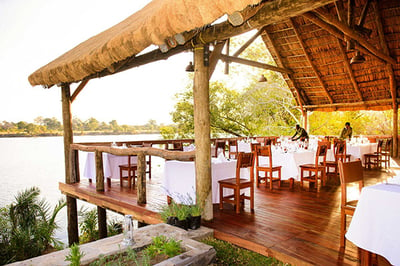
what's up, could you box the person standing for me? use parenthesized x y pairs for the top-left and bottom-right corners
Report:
(291, 124), (309, 141)
(339, 122), (352, 140)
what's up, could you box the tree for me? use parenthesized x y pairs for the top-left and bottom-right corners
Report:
(84, 117), (99, 131)
(43, 117), (62, 131)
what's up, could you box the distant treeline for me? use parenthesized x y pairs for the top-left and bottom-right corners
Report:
(0, 117), (163, 137)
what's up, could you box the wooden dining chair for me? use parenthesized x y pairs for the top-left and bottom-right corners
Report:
(338, 160), (364, 247)
(119, 155), (137, 188)
(219, 152), (255, 214)
(325, 140), (347, 179)
(250, 142), (261, 153)
(228, 139), (238, 159)
(255, 145), (281, 190)
(364, 139), (384, 169)
(300, 141), (329, 192)
(380, 138), (392, 169)
(215, 139), (227, 157)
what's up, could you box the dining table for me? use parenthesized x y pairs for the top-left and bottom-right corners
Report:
(345, 178), (400, 265)
(83, 152), (137, 181)
(163, 157), (249, 204)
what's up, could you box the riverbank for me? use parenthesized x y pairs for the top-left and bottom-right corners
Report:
(0, 130), (160, 138)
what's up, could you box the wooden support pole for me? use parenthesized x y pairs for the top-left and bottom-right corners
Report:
(95, 150), (105, 191)
(61, 83), (79, 246)
(97, 206), (107, 239)
(208, 42), (225, 80)
(137, 153), (147, 204)
(219, 54), (292, 74)
(393, 107), (398, 158)
(70, 79), (89, 103)
(70, 149), (80, 183)
(193, 45), (212, 221)
(224, 39), (230, 75)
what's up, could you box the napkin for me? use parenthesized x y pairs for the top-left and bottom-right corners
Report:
(216, 152), (228, 163)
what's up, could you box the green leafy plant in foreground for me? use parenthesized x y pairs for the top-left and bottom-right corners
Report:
(144, 235), (182, 259)
(201, 237), (290, 266)
(65, 243), (85, 266)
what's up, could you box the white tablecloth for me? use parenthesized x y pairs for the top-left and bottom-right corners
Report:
(83, 152), (137, 180)
(347, 143), (378, 161)
(346, 182), (400, 265)
(163, 158), (249, 204)
(271, 149), (315, 181)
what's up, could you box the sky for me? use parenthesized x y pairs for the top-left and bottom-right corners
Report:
(0, 0), (198, 125)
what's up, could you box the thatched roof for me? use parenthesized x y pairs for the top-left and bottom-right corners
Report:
(28, 0), (262, 86)
(28, 0), (400, 112)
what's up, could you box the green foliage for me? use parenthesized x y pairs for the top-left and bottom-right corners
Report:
(144, 235), (182, 259)
(78, 207), (123, 244)
(65, 243), (85, 266)
(0, 187), (66, 265)
(202, 237), (289, 266)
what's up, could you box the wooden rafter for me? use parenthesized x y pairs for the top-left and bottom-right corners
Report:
(312, 10), (397, 65)
(71, 79), (89, 103)
(225, 39), (230, 74)
(304, 98), (398, 110)
(262, 28), (308, 109)
(232, 27), (265, 57)
(335, 38), (363, 101)
(209, 41), (225, 79)
(219, 54), (293, 74)
(228, 2), (265, 26)
(289, 18), (333, 104)
(302, 12), (382, 62)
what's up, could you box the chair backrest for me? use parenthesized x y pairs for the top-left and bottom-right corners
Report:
(251, 143), (261, 153)
(264, 138), (273, 146)
(215, 140), (226, 157)
(236, 152), (255, 183)
(338, 160), (364, 207)
(315, 141), (329, 166)
(382, 138), (392, 153)
(229, 139), (238, 152)
(335, 140), (347, 162)
(255, 145), (273, 168)
(376, 139), (384, 153)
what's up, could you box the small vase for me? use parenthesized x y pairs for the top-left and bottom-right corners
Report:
(189, 215), (201, 230)
(175, 218), (188, 230)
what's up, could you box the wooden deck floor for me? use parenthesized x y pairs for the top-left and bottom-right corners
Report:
(60, 165), (398, 266)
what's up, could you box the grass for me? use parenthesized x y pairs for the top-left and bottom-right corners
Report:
(201, 237), (290, 266)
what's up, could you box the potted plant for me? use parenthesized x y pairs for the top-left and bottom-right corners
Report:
(175, 204), (190, 230)
(159, 202), (178, 226)
(188, 203), (203, 230)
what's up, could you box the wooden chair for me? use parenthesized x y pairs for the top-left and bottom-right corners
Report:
(338, 160), (364, 247)
(215, 139), (227, 157)
(119, 155), (137, 188)
(219, 152), (255, 214)
(142, 142), (152, 179)
(166, 142), (183, 151)
(255, 145), (281, 190)
(380, 138), (392, 169)
(300, 141), (329, 192)
(364, 139), (384, 169)
(228, 139), (238, 159)
(255, 137), (265, 145)
(250, 142), (261, 153)
(325, 140), (347, 178)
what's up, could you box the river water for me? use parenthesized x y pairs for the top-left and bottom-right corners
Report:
(0, 134), (161, 245)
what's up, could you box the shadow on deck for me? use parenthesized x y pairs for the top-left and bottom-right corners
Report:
(60, 166), (398, 266)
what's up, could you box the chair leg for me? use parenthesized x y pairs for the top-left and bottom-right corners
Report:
(219, 185), (223, 210)
(256, 171), (260, 188)
(269, 171), (273, 190)
(278, 170), (281, 188)
(235, 188), (240, 214)
(340, 210), (346, 247)
(300, 169), (304, 190)
(120, 169), (123, 187)
(250, 186), (254, 212)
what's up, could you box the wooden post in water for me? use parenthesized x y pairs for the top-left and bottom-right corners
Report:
(193, 45), (212, 220)
(61, 84), (79, 245)
(137, 153), (146, 204)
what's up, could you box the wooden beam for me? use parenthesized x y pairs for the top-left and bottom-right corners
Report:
(219, 54), (293, 74)
(61, 83), (79, 246)
(312, 10), (397, 65)
(228, 2), (265, 26)
(71, 79), (89, 103)
(262, 29), (308, 109)
(209, 42), (225, 80)
(304, 98), (398, 110)
(372, 0), (398, 157)
(224, 39), (230, 75)
(232, 27), (264, 57)
(302, 12), (383, 63)
(335, 38), (363, 101)
(193, 45), (212, 221)
(289, 18), (333, 104)
(97, 207), (107, 239)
